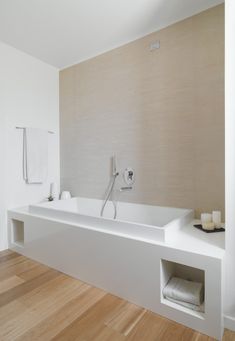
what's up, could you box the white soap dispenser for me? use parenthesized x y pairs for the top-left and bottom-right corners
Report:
(50, 182), (59, 200)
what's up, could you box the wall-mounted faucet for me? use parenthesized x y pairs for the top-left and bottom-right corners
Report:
(124, 167), (135, 185)
(101, 158), (135, 219)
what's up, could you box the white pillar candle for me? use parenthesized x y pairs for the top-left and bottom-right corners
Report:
(212, 211), (221, 228)
(201, 213), (212, 223)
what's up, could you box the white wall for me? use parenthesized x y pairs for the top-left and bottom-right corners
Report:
(0, 92), (7, 251)
(0, 42), (60, 250)
(224, 0), (235, 328)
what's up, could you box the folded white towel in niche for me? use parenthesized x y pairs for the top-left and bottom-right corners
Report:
(23, 128), (48, 184)
(164, 296), (205, 312)
(163, 277), (204, 306)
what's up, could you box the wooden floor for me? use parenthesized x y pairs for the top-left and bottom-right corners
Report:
(0, 250), (234, 341)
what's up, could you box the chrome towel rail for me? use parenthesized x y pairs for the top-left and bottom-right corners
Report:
(16, 126), (54, 134)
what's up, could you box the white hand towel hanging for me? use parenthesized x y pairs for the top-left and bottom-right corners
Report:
(23, 128), (48, 184)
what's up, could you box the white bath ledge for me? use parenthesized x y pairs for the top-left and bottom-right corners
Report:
(165, 220), (225, 259)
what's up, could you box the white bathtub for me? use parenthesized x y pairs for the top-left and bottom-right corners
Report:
(29, 197), (193, 243)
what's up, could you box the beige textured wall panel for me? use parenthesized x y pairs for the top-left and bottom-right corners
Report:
(60, 5), (224, 218)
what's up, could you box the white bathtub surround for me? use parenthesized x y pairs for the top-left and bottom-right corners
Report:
(28, 197), (193, 243)
(8, 200), (224, 339)
(23, 128), (48, 184)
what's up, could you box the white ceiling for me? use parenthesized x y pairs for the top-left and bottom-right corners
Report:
(0, 0), (224, 69)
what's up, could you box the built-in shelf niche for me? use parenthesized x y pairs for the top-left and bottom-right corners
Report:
(160, 259), (205, 319)
(11, 219), (24, 246)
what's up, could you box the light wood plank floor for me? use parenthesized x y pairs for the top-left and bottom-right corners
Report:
(0, 250), (234, 341)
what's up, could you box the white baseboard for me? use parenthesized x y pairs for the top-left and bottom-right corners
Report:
(0, 245), (8, 252)
(224, 314), (235, 331)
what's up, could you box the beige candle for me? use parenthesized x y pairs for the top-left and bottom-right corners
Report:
(201, 213), (212, 224)
(212, 211), (221, 229)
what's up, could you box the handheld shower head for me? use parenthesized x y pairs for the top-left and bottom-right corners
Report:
(112, 155), (119, 176)
(101, 155), (119, 219)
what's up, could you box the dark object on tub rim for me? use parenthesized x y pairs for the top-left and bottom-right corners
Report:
(193, 224), (225, 233)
